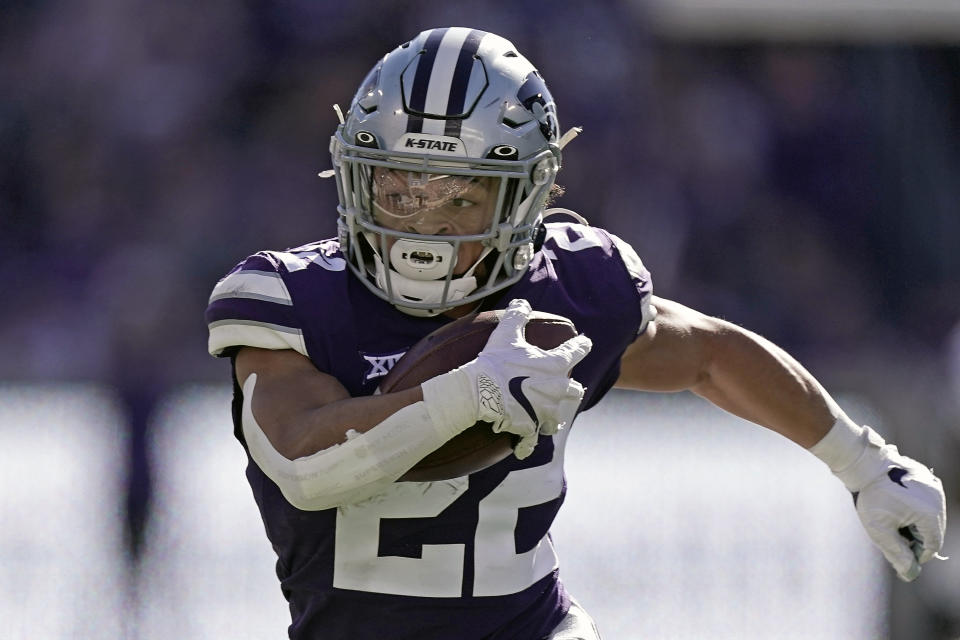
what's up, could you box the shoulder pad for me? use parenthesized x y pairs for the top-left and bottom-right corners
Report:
(205, 252), (306, 357)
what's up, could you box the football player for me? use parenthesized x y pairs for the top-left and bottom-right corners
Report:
(205, 27), (947, 640)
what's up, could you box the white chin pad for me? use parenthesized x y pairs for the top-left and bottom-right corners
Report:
(375, 261), (478, 309)
(389, 238), (456, 280)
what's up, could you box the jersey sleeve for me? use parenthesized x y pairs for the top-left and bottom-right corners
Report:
(607, 232), (656, 336)
(205, 252), (308, 357)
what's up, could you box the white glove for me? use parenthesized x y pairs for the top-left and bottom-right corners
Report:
(810, 419), (948, 581)
(421, 299), (593, 459)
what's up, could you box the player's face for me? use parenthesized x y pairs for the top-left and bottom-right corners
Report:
(370, 168), (495, 274)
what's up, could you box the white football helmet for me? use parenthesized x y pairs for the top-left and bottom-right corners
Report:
(330, 27), (565, 316)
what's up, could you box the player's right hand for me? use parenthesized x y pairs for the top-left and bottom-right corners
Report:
(811, 420), (948, 581)
(421, 299), (592, 459)
(468, 299), (592, 458)
(850, 449), (947, 581)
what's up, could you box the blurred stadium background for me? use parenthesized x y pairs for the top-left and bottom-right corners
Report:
(1, 1), (958, 638)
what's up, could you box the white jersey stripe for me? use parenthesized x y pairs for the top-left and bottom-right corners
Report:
(544, 223), (606, 253)
(209, 270), (293, 305)
(208, 320), (307, 357)
(609, 233), (655, 335)
(420, 27), (472, 136)
(274, 250), (346, 273)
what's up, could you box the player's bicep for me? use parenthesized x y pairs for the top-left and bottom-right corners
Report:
(234, 346), (350, 454)
(615, 296), (715, 392)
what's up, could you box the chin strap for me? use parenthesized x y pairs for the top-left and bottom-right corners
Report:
(316, 105), (346, 179)
(558, 126), (582, 150)
(543, 208), (590, 226)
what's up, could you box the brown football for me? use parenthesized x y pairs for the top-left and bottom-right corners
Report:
(379, 309), (578, 482)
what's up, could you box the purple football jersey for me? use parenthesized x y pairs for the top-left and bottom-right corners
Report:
(205, 222), (652, 639)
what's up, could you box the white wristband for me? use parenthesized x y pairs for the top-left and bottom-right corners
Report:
(420, 367), (478, 435)
(808, 416), (892, 492)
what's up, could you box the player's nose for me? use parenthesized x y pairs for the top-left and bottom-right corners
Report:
(407, 218), (453, 236)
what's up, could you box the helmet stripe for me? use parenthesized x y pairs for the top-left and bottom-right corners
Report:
(420, 28), (472, 134)
(405, 27), (449, 134)
(444, 29), (487, 138)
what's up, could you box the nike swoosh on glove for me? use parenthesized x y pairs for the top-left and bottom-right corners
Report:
(811, 421), (947, 581)
(421, 299), (592, 460)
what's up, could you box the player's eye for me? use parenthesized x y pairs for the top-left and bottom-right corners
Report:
(449, 198), (476, 208)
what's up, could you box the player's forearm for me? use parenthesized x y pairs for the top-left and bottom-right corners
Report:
(277, 386), (425, 459)
(692, 321), (841, 448)
(235, 346), (430, 459)
(240, 373), (469, 510)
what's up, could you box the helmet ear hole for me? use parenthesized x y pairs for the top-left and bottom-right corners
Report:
(355, 131), (379, 148)
(486, 145), (518, 160)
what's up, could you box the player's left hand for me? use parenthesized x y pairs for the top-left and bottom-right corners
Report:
(852, 451), (947, 581)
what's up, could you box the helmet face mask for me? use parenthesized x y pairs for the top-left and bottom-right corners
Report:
(331, 27), (562, 316)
